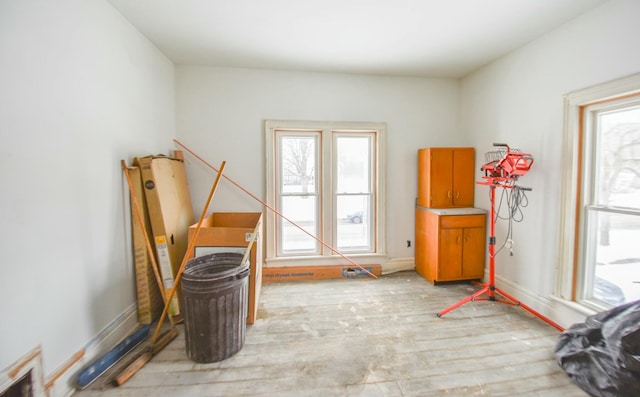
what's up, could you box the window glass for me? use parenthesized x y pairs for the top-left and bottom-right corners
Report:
(594, 106), (640, 210)
(278, 134), (320, 255)
(581, 99), (640, 309)
(335, 134), (374, 251)
(586, 211), (640, 306)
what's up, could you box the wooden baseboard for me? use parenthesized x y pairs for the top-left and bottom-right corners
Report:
(263, 265), (382, 282)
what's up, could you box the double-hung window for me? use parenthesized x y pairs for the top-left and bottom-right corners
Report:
(559, 74), (640, 312)
(264, 120), (386, 266)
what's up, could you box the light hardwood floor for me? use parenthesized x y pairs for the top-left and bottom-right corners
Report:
(74, 271), (587, 396)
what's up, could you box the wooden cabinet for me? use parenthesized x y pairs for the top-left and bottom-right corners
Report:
(417, 147), (475, 208)
(415, 147), (484, 283)
(415, 208), (486, 284)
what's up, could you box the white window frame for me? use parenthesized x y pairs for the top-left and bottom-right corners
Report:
(275, 130), (322, 256)
(332, 131), (376, 253)
(557, 72), (640, 312)
(264, 119), (386, 268)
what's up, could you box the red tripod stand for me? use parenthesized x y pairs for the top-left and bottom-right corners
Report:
(436, 144), (564, 332)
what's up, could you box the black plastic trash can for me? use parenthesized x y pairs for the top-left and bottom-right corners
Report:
(181, 252), (250, 363)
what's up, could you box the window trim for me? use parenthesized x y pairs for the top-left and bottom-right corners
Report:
(264, 119), (386, 267)
(557, 73), (640, 310)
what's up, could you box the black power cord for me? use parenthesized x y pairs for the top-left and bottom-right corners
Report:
(493, 185), (530, 257)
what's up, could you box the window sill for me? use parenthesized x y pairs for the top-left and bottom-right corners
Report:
(549, 295), (599, 318)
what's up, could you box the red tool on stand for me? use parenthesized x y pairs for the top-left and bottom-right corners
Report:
(436, 143), (564, 331)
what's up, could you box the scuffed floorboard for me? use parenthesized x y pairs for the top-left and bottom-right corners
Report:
(73, 271), (587, 397)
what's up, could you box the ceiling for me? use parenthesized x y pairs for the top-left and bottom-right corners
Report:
(107, 0), (608, 78)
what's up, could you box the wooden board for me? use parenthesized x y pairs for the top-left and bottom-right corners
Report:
(262, 265), (382, 282)
(128, 166), (163, 325)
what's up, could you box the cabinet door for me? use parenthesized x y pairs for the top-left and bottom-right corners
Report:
(428, 148), (454, 208)
(462, 226), (485, 278)
(438, 228), (462, 280)
(452, 148), (475, 207)
(418, 147), (474, 208)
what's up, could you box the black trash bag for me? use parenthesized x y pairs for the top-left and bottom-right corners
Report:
(555, 300), (640, 397)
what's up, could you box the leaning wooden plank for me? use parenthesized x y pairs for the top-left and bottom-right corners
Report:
(112, 328), (178, 386)
(75, 325), (150, 390)
(122, 161), (174, 328)
(127, 165), (164, 324)
(112, 352), (152, 387)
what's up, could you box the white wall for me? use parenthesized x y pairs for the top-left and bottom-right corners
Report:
(175, 66), (461, 261)
(460, 0), (640, 327)
(0, 0), (174, 389)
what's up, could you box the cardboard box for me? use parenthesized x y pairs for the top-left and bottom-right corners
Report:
(136, 155), (194, 317)
(188, 212), (263, 324)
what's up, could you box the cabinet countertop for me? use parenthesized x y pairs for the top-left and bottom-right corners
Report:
(416, 206), (487, 216)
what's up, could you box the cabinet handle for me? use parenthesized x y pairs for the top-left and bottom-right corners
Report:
(456, 191), (460, 199)
(457, 235), (461, 244)
(465, 235), (469, 244)
(448, 190), (452, 199)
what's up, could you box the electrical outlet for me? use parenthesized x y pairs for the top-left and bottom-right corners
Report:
(407, 240), (411, 248)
